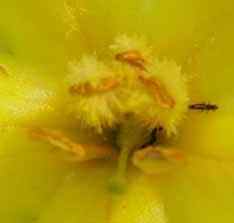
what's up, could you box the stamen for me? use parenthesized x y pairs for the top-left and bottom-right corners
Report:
(138, 74), (176, 109)
(28, 127), (116, 161)
(132, 146), (184, 175)
(115, 50), (147, 71)
(69, 78), (120, 95)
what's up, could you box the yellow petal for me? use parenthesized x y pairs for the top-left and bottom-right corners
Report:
(110, 174), (167, 223)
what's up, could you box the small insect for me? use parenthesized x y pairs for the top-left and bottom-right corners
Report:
(115, 50), (147, 71)
(189, 103), (218, 111)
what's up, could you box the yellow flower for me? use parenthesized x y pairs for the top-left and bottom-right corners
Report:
(0, 0), (234, 222)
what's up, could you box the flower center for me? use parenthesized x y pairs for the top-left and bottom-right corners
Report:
(28, 34), (218, 194)
(66, 35), (190, 192)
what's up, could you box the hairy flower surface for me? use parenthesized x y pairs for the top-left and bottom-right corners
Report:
(67, 55), (123, 132)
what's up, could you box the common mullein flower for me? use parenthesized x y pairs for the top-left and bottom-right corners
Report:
(0, 0), (234, 223)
